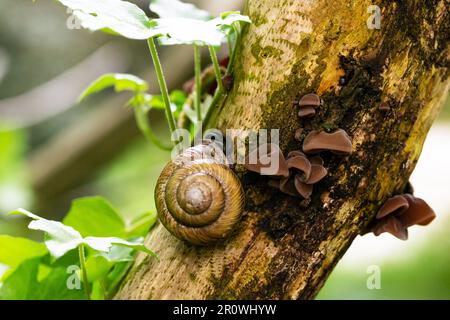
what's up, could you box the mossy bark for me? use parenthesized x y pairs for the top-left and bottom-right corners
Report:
(115, 0), (449, 299)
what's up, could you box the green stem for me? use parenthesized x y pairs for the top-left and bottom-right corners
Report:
(194, 44), (202, 124)
(134, 104), (172, 151)
(78, 244), (90, 300)
(147, 38), (178, 135)
(197, 88), (225, 135)
(227, 33), (233, 58)
(208, 45), (224, 92)
(227, 24), (241, 74)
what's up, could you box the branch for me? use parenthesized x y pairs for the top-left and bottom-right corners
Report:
(116, 0), (449, 299)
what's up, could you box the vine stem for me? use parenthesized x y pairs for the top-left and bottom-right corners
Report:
(227, 23), (241, 74)
(78, 244), (90, 300)
(202, 87), (224, 128)
(147, 38), (178, 136)
(134, 104), (172, 151)
(194, 44), (202, 124)
(208, 46), (224, 92)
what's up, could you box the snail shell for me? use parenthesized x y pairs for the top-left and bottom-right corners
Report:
(155, 144), (245, 245)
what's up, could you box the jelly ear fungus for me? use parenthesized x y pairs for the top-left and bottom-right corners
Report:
(295, 93), (321, 118)
(371, 193), (436, 240)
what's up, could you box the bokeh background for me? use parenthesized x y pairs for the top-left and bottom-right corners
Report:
(0, 0), (448, 299)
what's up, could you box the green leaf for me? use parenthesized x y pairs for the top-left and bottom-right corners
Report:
(0, 259), (85, 300)
(63, 196), (126, 238)
(36, 266), (86, 300)
(10, 209), (84, 258)
(79, 73), (148, 102)
(104, 261), (133, 296)
(150, 0), (211, 20)
(170, 90), (188, 111)
(154, 9), (251, 46)
(125, 211), (157, 238)
(0, 258), (39, 300)
(154, 18), (225, 46)
(57, 0), (250, 47)
(84, 245), (134, 284)
(83, 237), (156, 258)
(98, 245), (134, 263)
(129, 93), (163, 111)
(10, 209), (156, 259)
(85, 256), (113, 282)
(184, 94), (213, 124)
(0, 235), (47, 270)
(210, 12), (252, 31)
(90, 280), (106, 300)
(58, 0), (159, 40)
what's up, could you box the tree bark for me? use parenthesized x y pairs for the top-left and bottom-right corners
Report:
(115, 0), (450, 299)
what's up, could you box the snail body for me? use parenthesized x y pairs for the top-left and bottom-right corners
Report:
(155, 144), (244, 245)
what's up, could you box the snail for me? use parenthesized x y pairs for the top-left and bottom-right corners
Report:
(155, 143), (245, 245)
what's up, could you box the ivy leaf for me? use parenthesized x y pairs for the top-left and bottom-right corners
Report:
(0, 259), (85, 300)
(149, 0), (250, 46)
(10, 209), (156, 259)
(210, 11), (252, 31)
(57, 0), (250, 47)
(129, 93), (163, 111)
(0, 235), (48, 279)
(154, 11), (251, 46)
(83, 237), (155, 258)
(85, 245), (135, 283)
(150, 0), (210, 20)
(85, 255), (113, 282)
(63, 196), (126, 238)
(154, 18), (225, 46)
(125, 211), (158, 238)
(98, 245), (134, 263)
(11, 209), (84, 258)
(0, 258), (40, 300)
(79, 73), (148, 102)
(58, 0), (159, 40)
(170, 90), (188, 111)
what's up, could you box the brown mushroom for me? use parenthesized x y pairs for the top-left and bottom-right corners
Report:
(379, 102), (390, 111)
(376, 195), (409, 219)
(268, 173), (314, 199)
(303, 129), (353, 155)
(372, 194), (436, 240)
(298, 107), (316, 118)
(372, 216), (408, 240)
(399, 194), (436, 227)
(306, 163), (328, 184)
(295, 155), (327, 184)
(298, 93), (321, 107)
(294, 175), (313, 198)
(245, 143), (289, 177)
(285, 151), (311, 181)
(296, 94), (321, 119)
(294, 128), (303, 141)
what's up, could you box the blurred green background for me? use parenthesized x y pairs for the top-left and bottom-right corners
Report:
(0, 0), (449, 299)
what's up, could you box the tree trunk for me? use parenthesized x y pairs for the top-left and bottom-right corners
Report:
(115, 0), (450, 299)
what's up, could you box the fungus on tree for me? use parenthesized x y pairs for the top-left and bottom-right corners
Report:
(296, 93), (321, 118)
(303, 129), (353, 155)
(371, 194), (436, 240)
(245, 143), (289, 177)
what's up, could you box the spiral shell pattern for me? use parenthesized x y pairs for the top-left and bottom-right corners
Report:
(155, 144), (244, 245)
